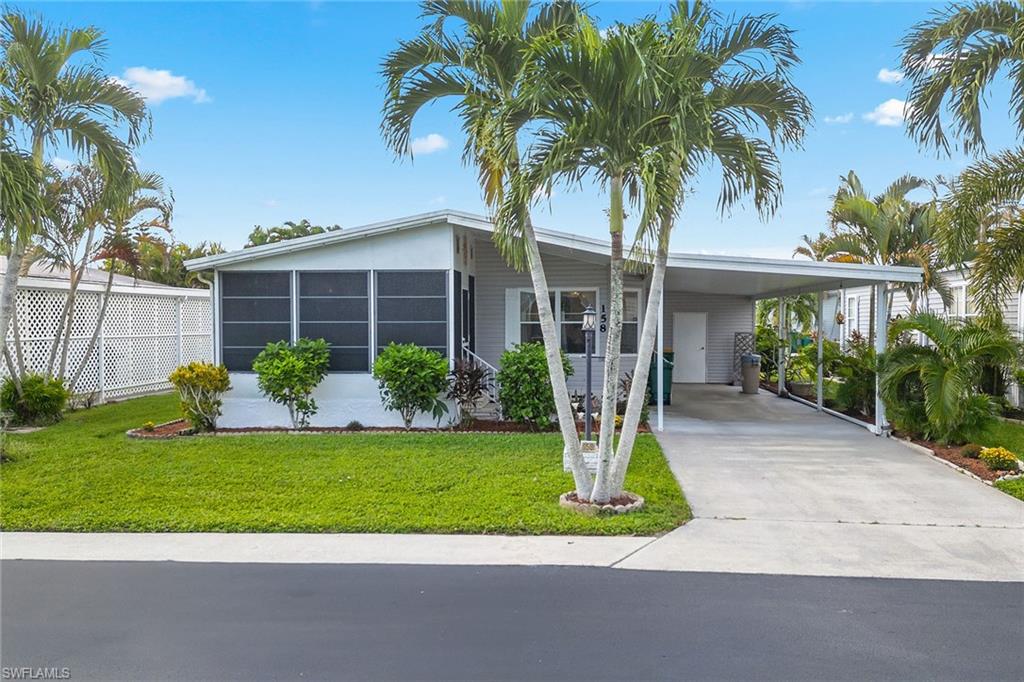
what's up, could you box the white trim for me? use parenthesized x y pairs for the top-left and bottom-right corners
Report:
(11, 275), (208, 298)
(185, 210), (923, 286)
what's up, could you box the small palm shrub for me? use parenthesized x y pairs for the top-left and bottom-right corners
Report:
(960, 443), (983, 459)
(979, 447), (1019, 472)
(252, 338), (330, 428)
(881, 313), (1018, 444)
(0, 375), (69, 425)
(497, 342), (572, 430)
(372, 343), (449, 429)
(834, 333), (876, 417)
(168, 362), (231, 431)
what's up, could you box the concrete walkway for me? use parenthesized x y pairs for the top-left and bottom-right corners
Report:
(616, 385), (1024, 581)
(4, 386), (1022, 580)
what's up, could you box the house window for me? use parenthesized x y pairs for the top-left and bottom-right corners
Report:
(845, 296), (860, 348)
(520, 292), (555, 345)
(622, 291), (640, 354)
(375, 271), (448, 357)
(559, 290), (596, 354)
(298, 271), (369, 372)
(948, 286), (976, 319)
(220, 271), (292, 371)
(517, 289), (640, 354)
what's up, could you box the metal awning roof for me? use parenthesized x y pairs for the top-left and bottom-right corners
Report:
(186, 210), (921, 298)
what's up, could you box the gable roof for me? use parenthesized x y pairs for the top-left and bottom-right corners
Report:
(184, 210), (923, 295)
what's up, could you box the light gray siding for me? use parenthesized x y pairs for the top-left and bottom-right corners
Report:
(473, 238), (645, 392)
(474, 237), (753, 389)
(663, 292), (754, 384)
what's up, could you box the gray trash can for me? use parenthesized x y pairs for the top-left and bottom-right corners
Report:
(740, 353), (760, 395)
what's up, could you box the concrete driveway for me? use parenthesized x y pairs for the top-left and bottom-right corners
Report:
(618, 385), (1024, 581)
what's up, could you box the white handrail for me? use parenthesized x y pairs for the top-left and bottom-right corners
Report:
(460, 342), (501, 413)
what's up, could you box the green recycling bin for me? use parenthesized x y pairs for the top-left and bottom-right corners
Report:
(647, 352), (674, 406)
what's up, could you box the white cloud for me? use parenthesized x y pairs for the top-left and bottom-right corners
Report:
(863, 99), (907, 126)
(428, 195), (447, 206)
(51, 156), (73, 171)
(876, 68), (904, 84)
(261, 199), (280, 208)
(410, 133), (449, 155)
(113, 66), (210, 104)
(823, 112), (853, 124)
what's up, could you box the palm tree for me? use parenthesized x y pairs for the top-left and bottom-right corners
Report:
(68, 170), (172, 389)
(510, 2), (810, 501)
(940, 149), (1024, 318)
(381, 0), (596, 496)
(900, 1), (1023, 318)
(824, 171), (949, 343)
(882, 312), (1019, 443)
(0, 10), (148, 383)
(900, 0), (1022, 156)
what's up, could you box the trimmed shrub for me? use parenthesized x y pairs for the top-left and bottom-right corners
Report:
(252, 338), (330, 428)
(345, 420), (364, 431)
(960, 443), (983, 459)
(0, 375), (69, 425)
(979, 447), (1019, 471)
(168, 362), (231, 431)
(372, 343), (449, 429)
(496, 342), (572, 430)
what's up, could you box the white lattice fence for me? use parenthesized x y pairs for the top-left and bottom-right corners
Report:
(2, 283), (211, 402)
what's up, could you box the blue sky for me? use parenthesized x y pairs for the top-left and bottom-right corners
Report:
(20, 1), (1019, 256)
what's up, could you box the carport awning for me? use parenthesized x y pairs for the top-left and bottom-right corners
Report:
(661, 254), (922, 299)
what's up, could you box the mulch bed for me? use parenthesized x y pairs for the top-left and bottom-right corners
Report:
(127, 420), (193, 439)
(898, 434), (1016, 482)
(128, 419), (650, 438)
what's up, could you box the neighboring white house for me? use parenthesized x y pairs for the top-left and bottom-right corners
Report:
(0, 257), (212, 403)
(839, 265), (1023, 406)
(185, 210), (922, 429)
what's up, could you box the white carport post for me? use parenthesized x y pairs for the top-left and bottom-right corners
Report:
(657, 291), (664, 432)
(874, 282), (889, 435)
(816, 292), (824, 412)
(776, 296), (787, 397)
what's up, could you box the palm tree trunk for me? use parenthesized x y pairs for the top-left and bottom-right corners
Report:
(0, 236), (28, 394)
(50, 227), (96, 380)
(522, 214), (591, 499)
(591, 175), (625, 504)
(69, 265), (115, 392)
(609, 221), (669, 495)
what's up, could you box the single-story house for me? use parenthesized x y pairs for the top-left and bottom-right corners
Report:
(185, 210), (921, 430)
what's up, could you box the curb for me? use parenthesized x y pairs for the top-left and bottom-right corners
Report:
(893, 438), (995, 487)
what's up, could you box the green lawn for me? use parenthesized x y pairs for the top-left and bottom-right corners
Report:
(0, 394), (690, 535)
(976, 419), (1024, 501)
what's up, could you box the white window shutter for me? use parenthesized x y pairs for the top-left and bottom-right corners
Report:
(505, 288), (520, 349)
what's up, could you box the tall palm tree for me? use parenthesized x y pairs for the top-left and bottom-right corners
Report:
(824, 171), (948, 344)
(69, 170), (171, 389)
(901, 1), (1023, 318)
(0, 10), (148, 383)
(381, 0), (597, 496)
(509, 2), (810, 501)
(882, 312), (1019, 443)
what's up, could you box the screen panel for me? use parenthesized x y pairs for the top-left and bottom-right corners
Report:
(375, 271), (448, 357)
(220, 271), (292, 371)
(298, 271), (370, 372)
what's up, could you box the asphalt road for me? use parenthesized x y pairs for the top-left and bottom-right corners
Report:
(1, 561), (1021, 681)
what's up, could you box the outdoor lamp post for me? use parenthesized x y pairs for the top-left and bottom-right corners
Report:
(582, 305), (597, 440)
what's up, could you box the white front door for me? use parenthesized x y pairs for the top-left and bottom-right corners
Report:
(672, 312), (707, 383)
